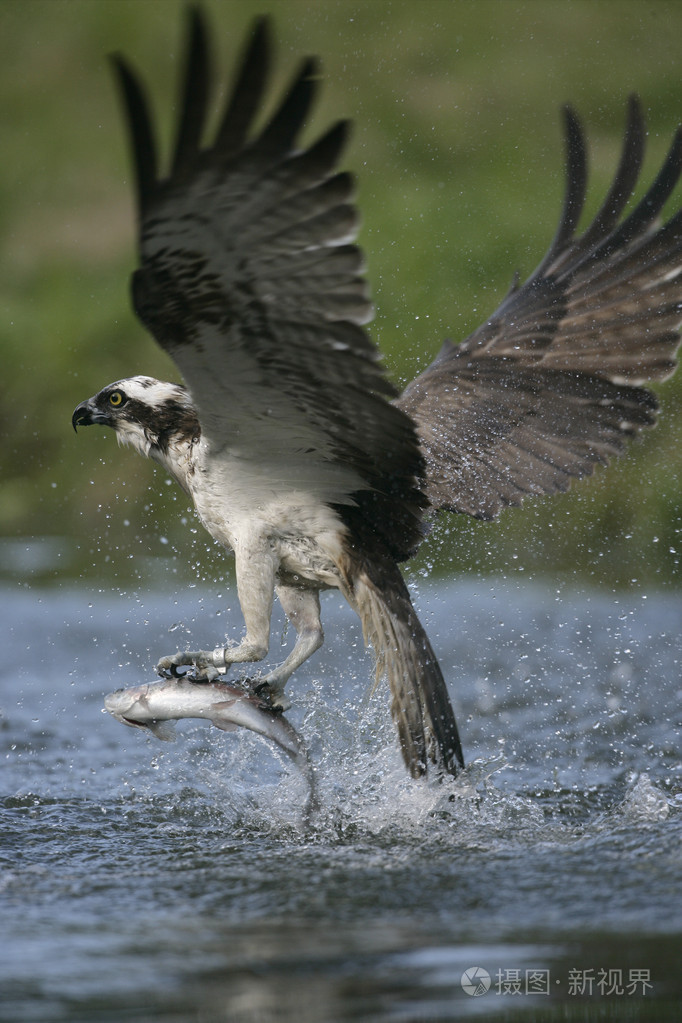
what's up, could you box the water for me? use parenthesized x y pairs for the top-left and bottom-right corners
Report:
(2, 572), (682, 1021)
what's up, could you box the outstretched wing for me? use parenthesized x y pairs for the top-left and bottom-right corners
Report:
(397, 97), (682, 520)
(111, 11), (425, 560)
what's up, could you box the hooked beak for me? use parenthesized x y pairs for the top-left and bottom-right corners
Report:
(72, 399), (110, 432)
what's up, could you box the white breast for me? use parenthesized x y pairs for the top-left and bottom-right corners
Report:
(188, 442), (350, 587)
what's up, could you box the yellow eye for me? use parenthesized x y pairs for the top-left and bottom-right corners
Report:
(109, 391), (124, 407)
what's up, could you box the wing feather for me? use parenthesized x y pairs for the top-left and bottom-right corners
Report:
(398, 99), (682, 519)
(213, 17), (270, 158)
(539, 105), (587, 270)
(171, 8), (211, 176)
(249, 57), (319, 160)
(109, 56), (158, 214)
(566, 95), (644, 259)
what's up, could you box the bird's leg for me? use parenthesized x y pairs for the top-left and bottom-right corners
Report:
(156, 541), (276, 681)
(254, 584), (324, 710)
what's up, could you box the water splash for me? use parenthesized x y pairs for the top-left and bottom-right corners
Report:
(616, 773), (671, 823)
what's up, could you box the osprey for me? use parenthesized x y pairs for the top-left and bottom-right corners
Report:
(73, 10), (682, 780)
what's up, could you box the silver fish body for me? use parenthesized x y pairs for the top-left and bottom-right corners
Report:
(104, 678), (317, 814)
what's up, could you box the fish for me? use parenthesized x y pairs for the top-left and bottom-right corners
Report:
(104, 677), (318, 816)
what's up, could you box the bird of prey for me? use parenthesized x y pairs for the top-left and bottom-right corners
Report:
(73, 9), (682, 781)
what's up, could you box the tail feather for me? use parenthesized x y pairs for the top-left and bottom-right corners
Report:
(340, 554), (464, 778)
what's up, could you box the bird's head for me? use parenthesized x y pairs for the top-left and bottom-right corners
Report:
(72, 376), (200, 462)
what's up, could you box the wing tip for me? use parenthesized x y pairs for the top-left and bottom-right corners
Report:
(109, 50), (158, 213)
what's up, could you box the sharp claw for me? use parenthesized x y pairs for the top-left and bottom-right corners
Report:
(185, 668), (211, 685)
(253, 680), (291, 713)
(155, 650), (225, 683)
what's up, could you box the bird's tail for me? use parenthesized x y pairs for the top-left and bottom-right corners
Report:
(339, 553), (464, 779)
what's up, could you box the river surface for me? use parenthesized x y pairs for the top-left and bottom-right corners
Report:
(2, 569), (681, 1022)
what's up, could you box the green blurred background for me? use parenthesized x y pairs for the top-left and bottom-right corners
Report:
(3, 0), (682, 589)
